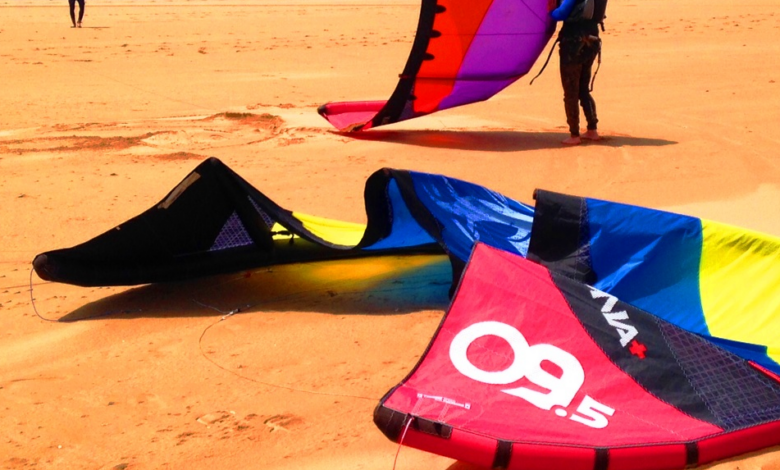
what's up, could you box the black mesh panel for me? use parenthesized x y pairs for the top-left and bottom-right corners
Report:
(659, 321), (780, 431)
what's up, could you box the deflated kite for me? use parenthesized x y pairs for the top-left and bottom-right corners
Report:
(34, 159), (780, 374)
(32, 157), (533, 288)
(33, 160), (780, 467)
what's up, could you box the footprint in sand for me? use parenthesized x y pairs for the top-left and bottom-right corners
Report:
(262, 414), (303, 433)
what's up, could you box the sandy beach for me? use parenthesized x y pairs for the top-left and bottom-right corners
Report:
(1, 1), (779, 469)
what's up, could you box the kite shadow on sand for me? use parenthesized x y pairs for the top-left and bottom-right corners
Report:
(342, 129), (676, 152)
(54, 254), (452, 322)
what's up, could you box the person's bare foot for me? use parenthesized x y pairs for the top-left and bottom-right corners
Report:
(582, 129), (602, 141)
(562, 135), (582, 145)
(77, 22), (82, 28)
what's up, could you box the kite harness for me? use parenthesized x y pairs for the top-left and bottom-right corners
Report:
(530, 27), (603, 92)
(529, 38), (560, 86)
(531, 0), (606, 91)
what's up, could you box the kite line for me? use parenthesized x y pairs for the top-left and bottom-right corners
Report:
(192, 278), (443, 403)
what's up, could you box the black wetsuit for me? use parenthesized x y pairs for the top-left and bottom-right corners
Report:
(558, 19), (600, 136)
(69, 0), (85, 26)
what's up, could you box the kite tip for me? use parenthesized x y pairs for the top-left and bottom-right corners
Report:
(32, 254), (53, 281)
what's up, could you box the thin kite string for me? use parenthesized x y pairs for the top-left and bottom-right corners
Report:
(190, 279), (445, 403)
(29, 270), (379, 401)
(30, 268), (58, 323)
(392, 417), (414, 470)
(29, 270), (436, 402)
(190, 270), (446, 401)
(77, 56), (217, 113)
(29, 268), (144, 323)
(195, 298), (378, 402)
(31, 270), (429, 466)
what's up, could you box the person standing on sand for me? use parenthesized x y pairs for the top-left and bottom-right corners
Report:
(550, 0), (608, 145)
(69, 0), (85, 28)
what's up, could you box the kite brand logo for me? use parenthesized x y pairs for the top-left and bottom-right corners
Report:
(589, 287), (647, 359)
(416, 393), (471, 410)
(449, 321), (615, 429)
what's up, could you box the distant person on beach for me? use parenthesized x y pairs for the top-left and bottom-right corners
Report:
(69, 0), (85, 28)
(550, 0), (608, 145)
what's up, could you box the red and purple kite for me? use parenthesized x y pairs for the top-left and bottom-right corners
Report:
(318, 0), (555, 131)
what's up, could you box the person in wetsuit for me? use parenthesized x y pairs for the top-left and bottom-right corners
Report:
(69, 0), (85, 28)
(551, 0), (605, 145)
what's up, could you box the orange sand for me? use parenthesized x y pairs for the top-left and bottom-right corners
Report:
(1, 1), (779, 469)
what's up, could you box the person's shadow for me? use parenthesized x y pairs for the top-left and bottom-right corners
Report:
(342, 129), (675, 152)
